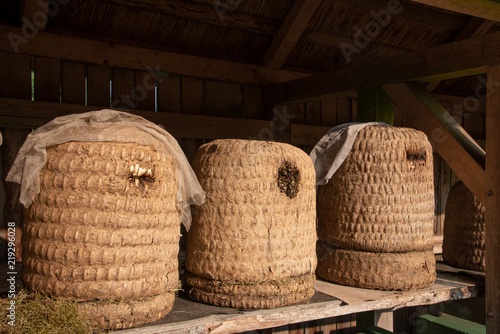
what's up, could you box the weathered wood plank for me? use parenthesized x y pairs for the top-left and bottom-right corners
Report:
(337, 97), (351, 125)
(114, 274), (478, 334)
(320, 96), (337, 126)
(264, 31), (500, 105)
(306, 100), (321, 125)
(290, 124), (331, 146)
(485, 64), (500, 334)
(87, 64), (111, 107)
(157, 77), (180, 113)
(0, 25), (308, 85)
(181, 77), (205, 163)
(261, 0), (323, 68)
(383, 83), (486, 203)
(34, 57), (60, 102)
(205, 81), (242, 118)
(0, 52), (31, 99)
(411, 0), (500, 23)
(61, 61), (85, 105)
(243, 86), (263, 119)
(111, 68), (135, 109)
(134, 70), (156, 111)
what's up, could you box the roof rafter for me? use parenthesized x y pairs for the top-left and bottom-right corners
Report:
(410, 0), (500, 23)
(264, 31), (500, 105)
(261, 0), (323, 68)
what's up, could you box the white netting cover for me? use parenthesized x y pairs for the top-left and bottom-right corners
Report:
(310, 122), (391, 185)
(6, 109), (205, 230)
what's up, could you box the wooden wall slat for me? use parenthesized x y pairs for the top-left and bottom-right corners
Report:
(134, 70), (156, 111)
(181, 77), (205, 163)
(205, 81), (242, 118)
(306, 100), (321, 125)
(305, 320), (320, 333)
(433, 154), (443, 235)
(87, 64), (111, 107)
(320, 317), (337, 334)
(464, 113), (485, 140)
(337, 97), (351, 125)
(243, 85), (263, 119)
(111, 68), (135, 109)
(61, 61), (85, 105)
(0, 52), (31, 99)
(320, 96), (337, 126)
(351, 98), (358, 122)
(34, 57), (60, 102)
(158, 77), (181, 113)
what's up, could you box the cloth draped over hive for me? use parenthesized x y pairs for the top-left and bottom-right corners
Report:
(6, 109), (205, 230)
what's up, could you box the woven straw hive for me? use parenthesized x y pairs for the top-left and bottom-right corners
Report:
(316, 126), (436, 290)
(442, 181), (485, 272)
(22, 141), (180, 330)
(185, 139), (317, 308)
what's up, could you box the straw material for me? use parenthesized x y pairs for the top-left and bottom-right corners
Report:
(186, 139), (317, 308)
(22, 141), (180, 330)
(78, 292), (175, 330)
(317, 126), (435, 253)
(317, 242), (436, 291)
(442, 181), (485, 272)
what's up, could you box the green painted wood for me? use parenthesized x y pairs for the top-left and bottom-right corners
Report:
(417, 314), (485, 334)
(357, 87), (394, 124)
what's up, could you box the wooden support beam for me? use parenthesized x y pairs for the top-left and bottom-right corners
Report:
(21, 0), (49, 31)
(410, 0), (500, 23)
(104, 0), (279, 36)
(383, 83), (486, 203)
(0, 25), (307, 85)
(302, 30), (411, 58)
(427, 18), (494, 92)
(264, 31), (500, 105)
(485, 64), (500, 334)
(338, 0), (467, 31)
(261, 0), (322, 68)
(0, 97), (271, 140)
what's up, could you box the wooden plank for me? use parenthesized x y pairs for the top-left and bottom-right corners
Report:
(111, 68), (135, 109)
(262, 0), (323, 68)
(320, 96), (337, 126)
(106, 0), (279, 36)
(406, 83), (485, 165)
(338, 0), (467, 31)
(383, 83), (486, 203)
(485, 64), (500, 334)
(158, 77), (180, 113)
(305, 320), (320, 334)
(337, 314), (352, 334)
(0, 25), (308, 85)
(374, 310), (393, 332)
(463, 113), (485, 140)
(134, 70), (156, 111)
(337, 97), (351, 125)
(87, 64), (110, 107)
(181, 78), (205, 163)
(34, 57), (60, 102)
(243, 86), (263, 119)
(351, 99), (357, 122)
(433, 154), (443, 235)
(306, 100), (321, 125)
(411, 0), (500, 23)
(114, 273), (478, 334)
(0, 97), (271, 140)
(205, 81), (242, 118)
(0, 52), (31, 99)
(433, 94), (486, 115)
(290, 124), (331, 146)
(264, 31), (500, 105)
(319, 317), (336, 334)
(61, 61), (85, 105)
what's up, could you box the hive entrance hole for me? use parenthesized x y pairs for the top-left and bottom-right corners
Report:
(278, 161), (300, 199)
(406, 147), (426, 169)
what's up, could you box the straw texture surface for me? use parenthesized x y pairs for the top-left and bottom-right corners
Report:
(186, 139), (317, 308)
(22, 141), (180, 329)
(317, 242), (436, 291)
(443, 181), (485, 272)
(317, 126), (435, 253)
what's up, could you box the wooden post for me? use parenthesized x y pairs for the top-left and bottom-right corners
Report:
(486, 64), (500, 333)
